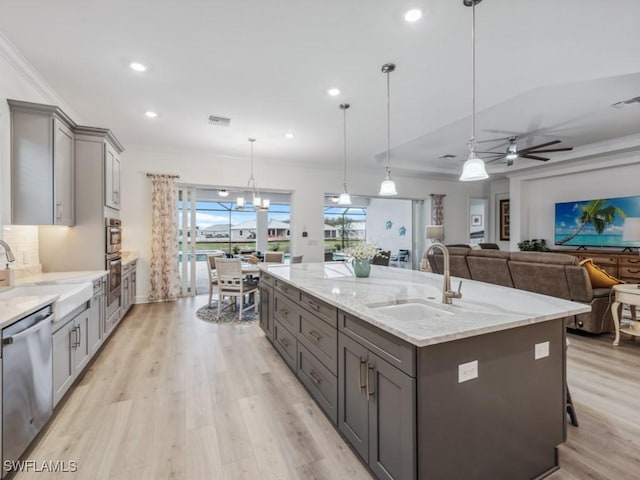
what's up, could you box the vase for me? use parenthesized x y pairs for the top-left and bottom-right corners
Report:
(353, 258), (371, 278)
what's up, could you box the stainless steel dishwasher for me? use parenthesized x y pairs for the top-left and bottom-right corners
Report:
(2, 304), (54, 471)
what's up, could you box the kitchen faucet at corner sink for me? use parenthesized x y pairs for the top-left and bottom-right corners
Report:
(0, 239), (16, 265)
(426, 242), (463, 304)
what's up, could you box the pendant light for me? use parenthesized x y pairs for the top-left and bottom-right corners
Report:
(237, 138), (270, 211)
(379, 63), (398, 196)
(459, 0), (489, 182)
(337, 103), (352, 205)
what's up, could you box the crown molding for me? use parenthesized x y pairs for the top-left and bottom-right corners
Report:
(0, 29), (81, 122)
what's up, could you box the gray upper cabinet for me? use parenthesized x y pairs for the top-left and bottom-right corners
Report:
(104, 142), (120, 210)
(9, 100), (76, 225)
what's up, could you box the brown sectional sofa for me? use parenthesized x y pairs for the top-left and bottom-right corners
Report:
(427, 248), (617, 334)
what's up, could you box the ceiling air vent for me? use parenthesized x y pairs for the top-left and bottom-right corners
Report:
(611, 96), (640, 109)
(207, 115), (231, 126)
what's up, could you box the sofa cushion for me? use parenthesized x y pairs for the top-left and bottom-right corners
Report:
(466, 250), (514, 287)
(508, 261), (572, 299)
(510, 251), (579, 265)
(579, 258), (625, 288)
(565, 266), (593, 303)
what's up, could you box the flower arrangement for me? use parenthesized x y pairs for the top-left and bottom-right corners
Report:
(345, 242), (379, 260)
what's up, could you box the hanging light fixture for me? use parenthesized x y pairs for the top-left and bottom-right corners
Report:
(379, 63), (398, 196)
(338, 103), (352, 205)
(459, 0), (489, 182)
(236, 138), (270, 211)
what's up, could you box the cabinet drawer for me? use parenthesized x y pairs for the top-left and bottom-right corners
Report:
(620, 257), (640, 267)
(274, 321), (297, 372)
(586, 255), (617, 266)
(620, 266), (640, 279)
(273, 292), (300, 332)
(261, 271), (274, 287)
(297, 343), (338, 425)
(299, 309), (338, 373)
(274, 279), (300, 302)
(300, 292), (337, 327)
(340, 311), (416, 377)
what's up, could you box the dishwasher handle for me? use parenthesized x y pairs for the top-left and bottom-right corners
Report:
(2, 313), (54, 345)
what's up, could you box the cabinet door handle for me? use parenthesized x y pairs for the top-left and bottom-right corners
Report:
(308, 330), (321, 342)
(308, 370), (322, 385)
(627, 259), (640, 264)
(628, 269), (640, 274)
(279, 338), (290, 348)
(56, 201), (63, 223)
(307, 300), (321, 311)
(77, 324), (81, 347)
(366, 362), (376, 400)
(358, 358), (366, 390)
(70, 326), (77, 349)
(281, 308), (289, 316)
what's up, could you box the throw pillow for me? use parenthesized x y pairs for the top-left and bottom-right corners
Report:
(579, 258), (625, 288)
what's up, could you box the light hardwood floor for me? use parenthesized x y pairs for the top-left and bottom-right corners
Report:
(14, 297), (640, 480)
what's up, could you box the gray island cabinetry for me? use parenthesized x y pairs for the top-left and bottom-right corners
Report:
(258, 263), (591, 480)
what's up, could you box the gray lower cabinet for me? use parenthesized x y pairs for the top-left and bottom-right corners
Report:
(121, 260), (137, 319)
(88, 277), (106, 355)
(52, 305), (91, 406)
(259, 283), (273, 341)
(338, 332), (416, 480)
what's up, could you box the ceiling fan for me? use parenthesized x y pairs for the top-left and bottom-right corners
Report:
(478, 136), (573, 166)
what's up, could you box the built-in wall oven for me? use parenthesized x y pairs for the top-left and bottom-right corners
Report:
(106, 218), (122, 307)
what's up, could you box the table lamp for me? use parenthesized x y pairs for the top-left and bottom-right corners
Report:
(426, 225), (444, 243)
(622, 217), (640, 254)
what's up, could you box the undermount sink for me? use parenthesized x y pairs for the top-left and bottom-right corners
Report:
(367, 298), (454, 317)
(0, 283), (93, 321)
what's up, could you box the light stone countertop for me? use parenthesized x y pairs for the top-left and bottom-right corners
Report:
(16, 271), (108, 285)
(0, 294), (57, 329)
(260, 262), (591, 347)
(121, 251), (139, 265)
(0, 271), (107, 328)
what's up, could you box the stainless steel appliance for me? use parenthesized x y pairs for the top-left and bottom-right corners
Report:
(106, 253), (122, 305)
(106, 218), (122, 255)
(2, 305), (53, 471)
(105, 217), (122, 307)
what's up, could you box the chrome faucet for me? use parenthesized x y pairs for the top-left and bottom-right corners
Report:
(0, 240), (16, 267)
(426, 242), (463, 304)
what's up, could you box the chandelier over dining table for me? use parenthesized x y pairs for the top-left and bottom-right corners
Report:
(236, 137), (270, 211)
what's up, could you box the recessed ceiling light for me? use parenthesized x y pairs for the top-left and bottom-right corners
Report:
(145, 111), (157, 118)
(130, 62), (147, 72)
(285, 132), (294, 139)
(327, 88), (340, 96)
(404, 9), (422, 22)
(218, 189), (229, 197)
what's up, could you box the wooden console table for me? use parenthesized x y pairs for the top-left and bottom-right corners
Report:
(612, 284), (640, 346)
(552, 249), (640, 284)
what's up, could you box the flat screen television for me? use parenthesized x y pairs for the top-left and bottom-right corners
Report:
(554, 195), (640, 248)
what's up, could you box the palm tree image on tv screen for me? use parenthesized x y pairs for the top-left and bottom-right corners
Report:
(554, 196), (640, 247)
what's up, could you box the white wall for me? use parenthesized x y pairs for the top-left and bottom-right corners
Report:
(121, 145), (484, 301)
(366, 198), (412, 255)
(0, 33), (81, 227)
(508, 137), (640, 251)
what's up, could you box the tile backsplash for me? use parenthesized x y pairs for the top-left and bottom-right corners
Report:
(2, 225), (40, 266)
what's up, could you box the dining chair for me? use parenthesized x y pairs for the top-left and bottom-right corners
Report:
(214, 257), (259, 321)
(206, 252), (226, 306)
(264, 251), (285, 263)
(290, 255), (303, 264)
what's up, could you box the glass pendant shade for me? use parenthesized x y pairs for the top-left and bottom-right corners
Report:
(236, 196), (245, 208)
(459, 150), (488, 181)
(379, 169), (398, 196)
(338, 192), (352, 205)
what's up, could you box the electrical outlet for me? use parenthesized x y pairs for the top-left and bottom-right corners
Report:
(535, 341), (550, 360)
(458, 360), (478, 383)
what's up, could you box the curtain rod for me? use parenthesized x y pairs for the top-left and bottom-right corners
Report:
(146, 173), (180, 179)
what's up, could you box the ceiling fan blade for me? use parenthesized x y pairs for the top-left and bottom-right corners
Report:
(476, 151), (505, 155)
(476, 137), (509, 144)
(519, 154), (549, 161)
(484, 157), (505, 164)
(518, 140), (561, 153)
(527, 147), (573, 153)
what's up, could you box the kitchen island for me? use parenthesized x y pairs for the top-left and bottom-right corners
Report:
(258, 262), (590, 480)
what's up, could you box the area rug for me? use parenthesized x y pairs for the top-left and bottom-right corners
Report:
(195, 302), (257, 324)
